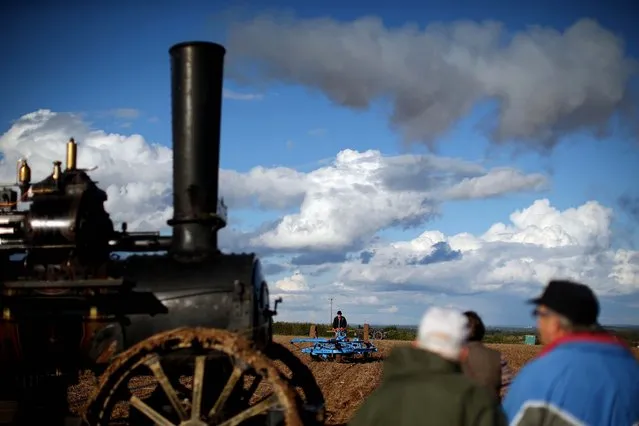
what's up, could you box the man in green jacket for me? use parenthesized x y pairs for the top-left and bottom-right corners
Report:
(348, 306), (507, 426)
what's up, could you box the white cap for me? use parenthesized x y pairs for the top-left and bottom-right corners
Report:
(416, 306), (469, 360)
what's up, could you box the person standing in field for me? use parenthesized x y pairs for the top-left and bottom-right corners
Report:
(332, 310), (347, 331)
(348, 306), (506, 426)
(503, 280), (639, 426)
(461, 311), (513, 400)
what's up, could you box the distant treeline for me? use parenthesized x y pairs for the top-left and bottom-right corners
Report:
(273, 322), (417, 341)
(273, 322), (639, 346)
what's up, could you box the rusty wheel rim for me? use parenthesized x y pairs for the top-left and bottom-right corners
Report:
(83, 327), (302, 426)
(264, 342), (325, 425)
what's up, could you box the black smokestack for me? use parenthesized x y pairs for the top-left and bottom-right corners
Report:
(168, 41), (227, 260)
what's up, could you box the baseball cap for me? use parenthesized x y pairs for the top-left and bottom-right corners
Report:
(416, 306), (469, 359)
(528, 280), (599, 326)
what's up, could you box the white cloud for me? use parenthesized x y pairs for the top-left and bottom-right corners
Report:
(227, 17), (637, 150)
(610, 250), (639, 288)
(482, 199), (612, 249)
(275, 271), (310, 291)
(266, 198), (639, 324)
(1, 109), (636, 325)
(221, 166), (308, 210)
(339, 198), (639, 297)
(0, 110), (173, 231)
(248, 149), (548, 251)
(379, 305), (399, 314)
(0, 110), (547, 244)
(441, 168), (548, 200)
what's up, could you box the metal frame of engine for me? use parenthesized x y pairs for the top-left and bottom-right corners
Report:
(0, 40), (327, 426)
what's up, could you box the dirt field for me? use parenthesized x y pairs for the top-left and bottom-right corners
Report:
(277, 336), (639, 425)
(64, 336), (639, 425)
(276, 336), (545, 425)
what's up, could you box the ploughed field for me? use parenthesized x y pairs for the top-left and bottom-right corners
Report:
(274, 336), (542, 425)
(65, 336), (639, 426)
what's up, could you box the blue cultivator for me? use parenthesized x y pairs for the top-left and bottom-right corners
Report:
(291, 330), (378, 362)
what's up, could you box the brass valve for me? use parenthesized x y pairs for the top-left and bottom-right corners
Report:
(52, 161), (62, 180)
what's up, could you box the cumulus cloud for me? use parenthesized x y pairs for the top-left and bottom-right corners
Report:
(441, 168), (548, 200)
(226, 16), (638, 150)
(482, 199), (612, 249)
(2, 109), (636, 325)
(221, 167), (307, 210)
(248, 149), (548, 252)
(275, 271), (310, 291)
(0, 110), (546, 244)
(339, 199), (639, 297)
(0, 110), (173, 231)
(265, 198), (639, 323)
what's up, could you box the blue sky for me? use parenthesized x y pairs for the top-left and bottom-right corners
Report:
(1, 0), (638, 326)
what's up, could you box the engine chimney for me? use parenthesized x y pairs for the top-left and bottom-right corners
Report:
(167, 41), (228, 260)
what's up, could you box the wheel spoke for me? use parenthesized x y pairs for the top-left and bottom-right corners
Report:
(130, 395), (176, 426)
(191, 355), (206, 420)
(216, 394), (280, 426)
(145, 354), (188, 421)
(244, 375), (262, 400)
(207, 365), (243, 418)
(85, 328), (302, 426)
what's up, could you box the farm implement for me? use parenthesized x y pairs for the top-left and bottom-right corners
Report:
(290, 328), (378, 362)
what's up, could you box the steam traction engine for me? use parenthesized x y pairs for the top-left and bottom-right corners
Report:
(0, 42), (325, 426)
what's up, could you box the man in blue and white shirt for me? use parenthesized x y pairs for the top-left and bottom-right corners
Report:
(503, 280), (639, 426)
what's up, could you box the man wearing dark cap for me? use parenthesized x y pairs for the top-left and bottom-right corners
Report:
(332, 310), (347, 333)
(503, 280), (639, 426)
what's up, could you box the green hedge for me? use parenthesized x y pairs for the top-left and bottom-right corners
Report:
(483, 332), (533, 344)
(272, 322), (418, 341)
(375, 325), (416, 341)
(272, 322), (639, 346)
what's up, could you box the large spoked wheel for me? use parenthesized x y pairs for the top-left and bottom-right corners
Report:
(263, 343), (325, 425)
(82, 327), (302, 426)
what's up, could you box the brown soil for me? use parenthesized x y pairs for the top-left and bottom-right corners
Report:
(274, 336), (639, 425)
(275, 336), (542, 425)
(63, 336), (639, 425)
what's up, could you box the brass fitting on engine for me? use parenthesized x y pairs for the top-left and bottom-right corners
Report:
(89, 306), (98, 319)
(66, 137), (77, 170)
(52, 161), (62, 180)
(17, 158), (31, 189)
